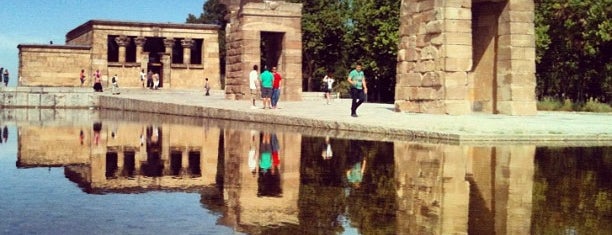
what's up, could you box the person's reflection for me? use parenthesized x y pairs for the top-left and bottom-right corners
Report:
(346, 143), (366, 189)
(257, 132), (282, 197)
(79, 130), (84, 145)
(248, 130), (258, 177)
(0, 125), (3, 144)
(146, 125), (162, 152)
(259, 132), (272, 173)
(321, 136), (333, 160)
(271, 133), (280, 175)
(3, 125), (8, 143)
(93, 122), (102, 145)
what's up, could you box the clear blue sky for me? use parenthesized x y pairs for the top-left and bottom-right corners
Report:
(0, 0), (206, 86)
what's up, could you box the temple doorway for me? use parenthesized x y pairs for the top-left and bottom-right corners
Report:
(260, 32), (284, 70)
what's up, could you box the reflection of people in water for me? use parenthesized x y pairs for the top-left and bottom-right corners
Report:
(346, 144), (366, 189)
(271, 133), (280, 175)
(257, 132), (282, 197)
(321, 136), (333, 160)
(248, 130), (258, 176)
(259, 132), (272, 173)
(139, 127), (145, 146)
(0, 126), (3, 144)
(79, 130), (84, 145)
(93, 122), (102, 145)
(2, 125), (8, 143)
(146, 125), (162, 152)
(151, 125), (159, 143)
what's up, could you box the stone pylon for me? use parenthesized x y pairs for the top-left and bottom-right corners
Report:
(395, 0), (537, 115)
(221, 1), (303, 101)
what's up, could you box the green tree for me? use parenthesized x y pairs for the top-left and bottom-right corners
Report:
(535, 0), (612, 104)
(345, 0), (400, 103)
(299, 0), (351, 92)
(186, 0), (228, 77)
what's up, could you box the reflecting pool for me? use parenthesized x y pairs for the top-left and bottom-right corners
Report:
(0, 109), (610, 234)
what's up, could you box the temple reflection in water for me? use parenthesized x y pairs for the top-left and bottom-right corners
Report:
(12, 116), (601, 234)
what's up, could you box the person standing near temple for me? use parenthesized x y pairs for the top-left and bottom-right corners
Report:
(146, 70), (153, 89)
(271, 66), (282, 109)
(204, 78), (210, 96)
(139, 69), (146, 88)
(79, 69), (86, 87)
(249, 65), (259, 109)
(260, 67), (274, 109)
(111, 74), (120, 95)
(93, 69), (103, 92)
(347, 63), (367, 117)
(153, 73), (160, 89)
(0, 67), (5, 86)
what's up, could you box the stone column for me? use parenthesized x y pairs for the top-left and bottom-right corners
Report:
(114, 35), (130, 64)
(117, 149), (125, 177)
(495, 0), (537, 115)
(162, 38), (175, 87)
(181, 38), (194, 65)
(163, 38), (175, 55)
(134, 37), (146, 64)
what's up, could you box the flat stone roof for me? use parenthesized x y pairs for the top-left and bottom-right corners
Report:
(66, 19), (220, 41)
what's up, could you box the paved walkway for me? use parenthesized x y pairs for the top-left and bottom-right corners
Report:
(97, 88), (612, 145)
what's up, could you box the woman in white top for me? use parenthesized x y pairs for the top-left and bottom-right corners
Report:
(322, 72), (335, 105)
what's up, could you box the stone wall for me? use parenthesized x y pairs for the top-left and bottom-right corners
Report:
(18, 45), (91, 87)
(395, 0), (537, 115)
(0, 87), (96, 108)
(224, 1), (303, 101)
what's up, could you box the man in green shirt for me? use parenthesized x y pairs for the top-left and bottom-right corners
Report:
(347, 63), (368, 117)
(260, 67), (274, 109)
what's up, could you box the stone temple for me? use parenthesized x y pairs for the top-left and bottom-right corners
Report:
(18, 20), (221, 89)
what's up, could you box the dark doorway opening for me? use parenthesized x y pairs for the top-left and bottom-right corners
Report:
(145, 37), (165, 88)
(105, 152), (118, 179)
(260, 32), (284, 70)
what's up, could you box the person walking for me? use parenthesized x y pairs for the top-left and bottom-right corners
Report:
(146, 70), (153, 89)
(347, 63), (367, 117)
(204, 78), (210, 96)
(79, 69), (86, 87)
(271, 66), (282, 109)
(0, 67), (4, 87)
(249, 65), (259, 109)
(260, 67), (273, 109)
(93, 69), (103, 92)
(322, 71), (335, 105)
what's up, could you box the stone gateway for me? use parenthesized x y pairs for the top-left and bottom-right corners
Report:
(395, 0), (537, 115)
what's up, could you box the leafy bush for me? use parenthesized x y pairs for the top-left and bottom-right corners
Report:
(538, 97), (611, 112)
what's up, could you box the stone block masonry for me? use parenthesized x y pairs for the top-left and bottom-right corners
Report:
(395, 0), (537, 115)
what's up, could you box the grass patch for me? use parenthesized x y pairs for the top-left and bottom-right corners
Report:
(537, 97), (611, 112)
